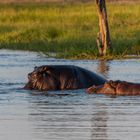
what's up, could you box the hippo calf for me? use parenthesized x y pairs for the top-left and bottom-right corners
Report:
(24, 65), (107, 91)
(87, 80), (140, 96)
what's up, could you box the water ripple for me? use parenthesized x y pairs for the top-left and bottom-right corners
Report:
(0, 50), (140, 140)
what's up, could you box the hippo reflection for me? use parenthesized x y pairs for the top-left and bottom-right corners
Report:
(24, 65), (107, 91)
(87, 80), (140, 96)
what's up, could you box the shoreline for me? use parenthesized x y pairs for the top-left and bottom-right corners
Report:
(1, 48), (140, 60)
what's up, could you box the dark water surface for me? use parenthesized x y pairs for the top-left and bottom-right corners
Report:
(0, 49), (140, 140)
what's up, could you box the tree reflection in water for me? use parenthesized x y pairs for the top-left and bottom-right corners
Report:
(97, 60), (110, 80)
(90, 104), (108, 140)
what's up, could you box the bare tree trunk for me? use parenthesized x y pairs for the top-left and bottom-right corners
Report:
(96, 0), (111, 56)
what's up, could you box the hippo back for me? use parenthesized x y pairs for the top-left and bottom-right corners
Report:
(41, 65), (107, 89)
(74, 66), (107, 88)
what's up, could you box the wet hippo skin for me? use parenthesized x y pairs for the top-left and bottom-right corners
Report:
(24, 65), (107, 91)
(87, 80), (140, 96)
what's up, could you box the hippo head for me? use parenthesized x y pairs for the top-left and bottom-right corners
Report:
(98, 81), (118, 94)
(87, 81), (117, 94)
(24, 66), (60, 90)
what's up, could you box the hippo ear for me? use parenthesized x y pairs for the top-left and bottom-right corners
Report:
(109, 80), (113, 83)
(44, 67), (49, 71)
(44, 66), (55, 73)
(34, 66), (38, 70)
(37, 66), (48, 73)
(109, 80), (118, 89)
(108, 80), (114, 85)
(37, 66), (55, 74)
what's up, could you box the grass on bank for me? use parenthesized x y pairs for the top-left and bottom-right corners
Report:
(0, 2), (139, 59)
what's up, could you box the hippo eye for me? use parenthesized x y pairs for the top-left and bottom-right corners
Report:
(43, 73), (46, 77)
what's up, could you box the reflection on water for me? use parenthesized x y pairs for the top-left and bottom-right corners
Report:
(0, 49), (140, 140)
(90, 104), (108, 140)
(97, 60), (110, 79)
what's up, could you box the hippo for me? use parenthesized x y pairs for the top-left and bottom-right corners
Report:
(86, 80), (140, 96)
(24, 65), (107, 91)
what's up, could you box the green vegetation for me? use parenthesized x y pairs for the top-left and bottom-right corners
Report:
(0, 2), (140, 59)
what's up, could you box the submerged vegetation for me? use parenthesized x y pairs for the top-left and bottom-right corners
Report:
(0, 2), (139, 59)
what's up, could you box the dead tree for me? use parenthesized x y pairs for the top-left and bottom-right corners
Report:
(96, 0), (111, 56)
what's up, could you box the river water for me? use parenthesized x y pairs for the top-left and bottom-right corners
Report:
(0, 49), (140, 140)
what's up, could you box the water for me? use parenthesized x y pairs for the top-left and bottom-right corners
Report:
(0, 49), (140, 140)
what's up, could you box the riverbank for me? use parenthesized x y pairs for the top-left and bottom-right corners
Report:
(0, 2), (139, 59)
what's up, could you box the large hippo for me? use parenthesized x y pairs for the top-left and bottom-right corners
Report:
(24, 65), (107, 91)
(86, 80), (140, 96)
